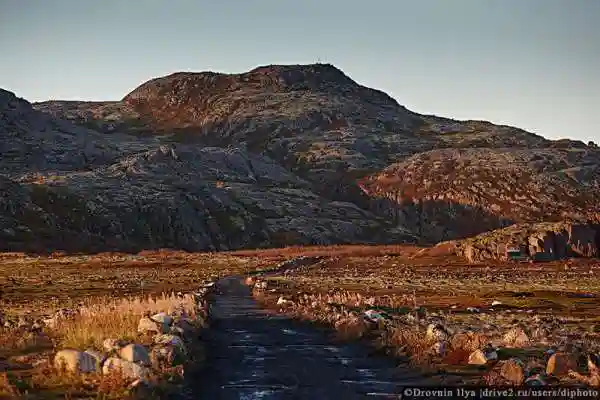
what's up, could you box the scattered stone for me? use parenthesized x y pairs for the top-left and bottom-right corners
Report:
(500, 358), (525, 385)
(450, 331), (489, 353)
(170, 318), (197, 338)
(102, 357), (149, 381)
(118, 344), (151, 366)
(154, 334), (187, 355)
(150, 345), (186, 368)
(524, 360), (545, 377)
(54, 349), (98, 373)
(277, 296), (290, 306)
(84, 349), (106, 368)
(491, 301), (502, 306)
(138, 316), (163, 334)
(546, 352), (578, 377)
(469, 349), (492, 365)
(150, 312), (173, 327)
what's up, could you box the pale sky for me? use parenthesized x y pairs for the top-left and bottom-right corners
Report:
(1, 0), (598, 142)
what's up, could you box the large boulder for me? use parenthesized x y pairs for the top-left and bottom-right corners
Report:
(54, 349), (99, 373)
(546, 352), (578, 377)
(118, 344), (151, 366)
(102, 357), (149, 380)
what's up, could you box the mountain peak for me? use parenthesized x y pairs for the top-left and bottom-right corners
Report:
(122, 63), (359, 104)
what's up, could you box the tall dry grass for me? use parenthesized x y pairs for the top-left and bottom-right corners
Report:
(0, 292), (203, 398)
(53, 292), (199, 350)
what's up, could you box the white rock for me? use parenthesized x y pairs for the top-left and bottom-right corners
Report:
(118, 344), (151, 366)
(468, 349), (490, 365)
(277, 296), (289, 305)
(150, 312), (173, 327)
(102, 357), (149, 380)
(54, 349), (98, 373)
(138, 317), (163, 334)
(491, 300), (502, 306)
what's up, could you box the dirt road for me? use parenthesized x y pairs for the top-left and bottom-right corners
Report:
(192, 276), (431, 399)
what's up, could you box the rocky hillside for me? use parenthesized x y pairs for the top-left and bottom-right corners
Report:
(1, 63), (597, 253)
(1, 86), (408, 253)
(359, 147), (600, 242)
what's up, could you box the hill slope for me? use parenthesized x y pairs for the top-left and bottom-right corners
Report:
(1, 63), (597, 252)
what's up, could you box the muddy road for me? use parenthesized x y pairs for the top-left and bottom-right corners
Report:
(191, 276), (432, 399)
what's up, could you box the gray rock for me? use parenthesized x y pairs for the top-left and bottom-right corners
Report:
(102, 357), (149, 380)
(118, 344), (151, 366)
(54, 349), (98, 373)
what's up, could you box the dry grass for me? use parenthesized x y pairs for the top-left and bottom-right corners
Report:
(54, 292), (199, 350)
(0, 251), (266, 317)
(0, 292), (201, 398)
(0, 250), (266, 398)
(228, 244), (421, 259)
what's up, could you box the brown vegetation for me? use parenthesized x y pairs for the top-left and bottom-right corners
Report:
(0, 251), (265, 398)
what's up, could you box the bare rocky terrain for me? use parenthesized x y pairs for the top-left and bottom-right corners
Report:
(1, 62), (599, 257)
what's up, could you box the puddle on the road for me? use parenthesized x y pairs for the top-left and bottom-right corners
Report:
(358, 368), (376, 377)
(251, 369), (266, 378)
(239, 390), (278, 400)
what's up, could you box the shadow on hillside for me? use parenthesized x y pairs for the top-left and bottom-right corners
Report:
(0, 197), (515, 256)
(364, 196), (515, 244)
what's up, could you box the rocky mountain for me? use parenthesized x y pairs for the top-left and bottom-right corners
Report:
(2, 85), (403, 253)
(1, 63), (598, 254)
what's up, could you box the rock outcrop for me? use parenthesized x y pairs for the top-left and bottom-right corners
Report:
(456, 222), (600, 263)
